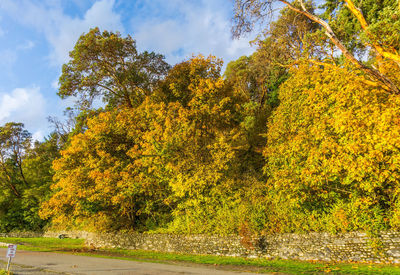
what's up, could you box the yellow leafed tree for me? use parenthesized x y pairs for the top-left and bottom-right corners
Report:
(263, 63), (400, 233)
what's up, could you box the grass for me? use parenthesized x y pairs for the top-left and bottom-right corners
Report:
(0, 237), (83, 252)
(1, 237), (400, 274)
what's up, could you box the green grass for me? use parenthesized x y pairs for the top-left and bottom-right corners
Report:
(0, 237), (83, 252)
(76, 249), (400, 274)
(1, 237), (400, 274)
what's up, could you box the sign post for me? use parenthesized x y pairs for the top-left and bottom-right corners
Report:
(6, 244), (17, 274)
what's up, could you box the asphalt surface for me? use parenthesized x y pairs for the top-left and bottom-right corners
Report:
(0, 248), (266, 275)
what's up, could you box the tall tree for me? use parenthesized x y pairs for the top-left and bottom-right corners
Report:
(40, 105), (177, 232)
(232, 0), (400, 93)
(226, 3), (322, 108)
(58, 27), (170, 109)
(264, 64), (400, 233)
(153, 56), (266, 234)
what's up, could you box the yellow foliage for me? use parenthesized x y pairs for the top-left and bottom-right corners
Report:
(263, 63), (400, 233)
(41, 55), (270, 234)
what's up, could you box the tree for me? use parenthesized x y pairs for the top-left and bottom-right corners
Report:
(18, 134), (60, 231)
(324, 0), (400, 61)
(40, 106), (176, 231)
(58, 27), (170, 109)
(263, 63), (400, 233)
(224, 5), (322, 165)
(153, 56), (267, 234)
(232, 0), (400, 93)
(0, 122), (31, 197)
(42, 55), (270, 234)
(0, 123), (57, 231)
(154, 55), (222, 106)
(226, 3), (322, 108)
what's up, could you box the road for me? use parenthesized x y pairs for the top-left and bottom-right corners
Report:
(0, 248), (268, 275)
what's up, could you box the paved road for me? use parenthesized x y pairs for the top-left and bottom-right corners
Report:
(0, 248), (267, 275)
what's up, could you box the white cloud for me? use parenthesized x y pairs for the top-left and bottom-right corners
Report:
(17, 40), (35, 50)
(51, 79), (59, 90)
(32, 130), (44, 142)
(132, 0), (256, 66)
(1, 0), (254, 67)
(48, 0), (124, 65)
(0, 0), (124, 65)
(0, 87), (46, 130)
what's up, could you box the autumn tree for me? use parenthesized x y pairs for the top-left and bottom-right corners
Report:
(58, 27), (170, 109)
(263, 63), (400, 233)
(152, 56), (268, 234)
(232, 0), (400, 93)
(41, 3), (400, 235)
(323, 0), (400, 88)
(40, 105), (178, 231)
(224, 4), (324, 171)
(154, 55), (221, 106)
(42, 56), (269, 234)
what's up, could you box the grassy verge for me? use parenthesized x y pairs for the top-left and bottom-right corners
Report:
(1, 237), (400, 274)
(0, 237), (83, 252)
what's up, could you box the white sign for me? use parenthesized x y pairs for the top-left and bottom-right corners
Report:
(6, 244), (17, 258)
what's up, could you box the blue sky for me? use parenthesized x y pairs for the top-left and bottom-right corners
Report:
(0, 0), (256, 141)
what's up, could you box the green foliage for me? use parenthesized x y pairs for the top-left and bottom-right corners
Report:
(0, 124), (58, 232)
(58, 27), (170, 109)
(324, 0), (400, 53)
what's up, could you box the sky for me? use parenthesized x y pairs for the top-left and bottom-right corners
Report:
(0, 0), (256, 141)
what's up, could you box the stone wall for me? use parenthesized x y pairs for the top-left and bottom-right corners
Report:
(2, 230), (400, 263)
(85, 231), (400, 263)
(86, 234), (252, 257)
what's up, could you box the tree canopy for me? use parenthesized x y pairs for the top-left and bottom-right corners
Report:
(232, 0), (400, 93)
(58, 27), (170, 109)
(2, 2), (400, 236)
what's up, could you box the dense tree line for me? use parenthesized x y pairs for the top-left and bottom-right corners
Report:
(1, 0), (400, 235)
